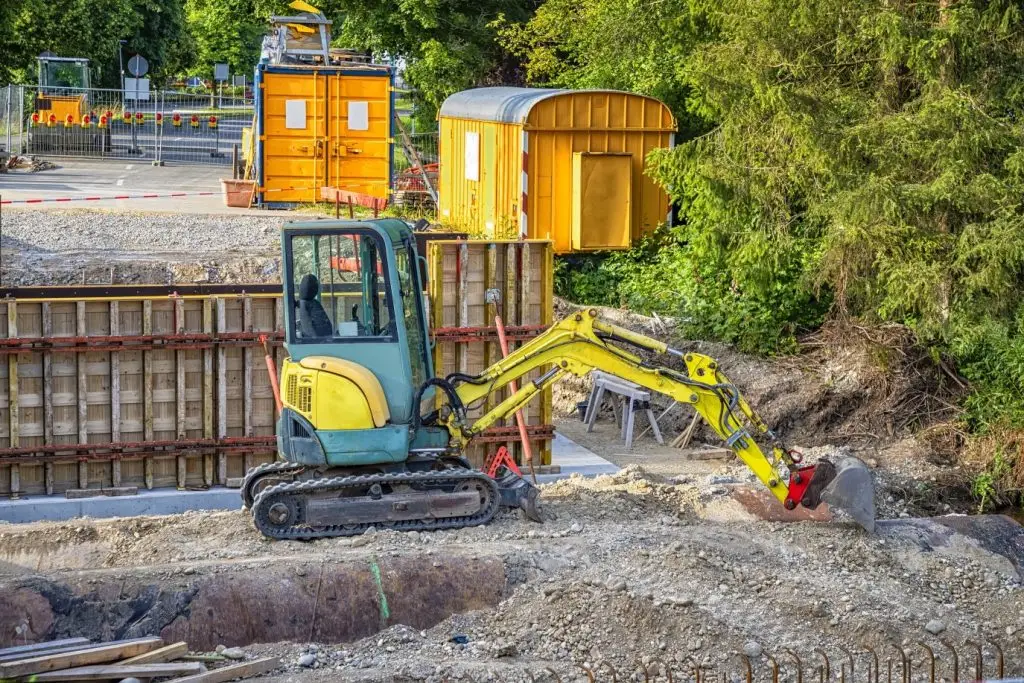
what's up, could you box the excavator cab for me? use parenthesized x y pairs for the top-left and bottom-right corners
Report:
(278, 219), (439, 467)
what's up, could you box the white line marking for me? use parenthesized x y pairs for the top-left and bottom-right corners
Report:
(116, 179), (124, 186)
(125, 165), (134, 170)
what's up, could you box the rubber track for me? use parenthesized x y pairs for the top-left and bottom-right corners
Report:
(240, 461), (306, 509)
(250, 469), (501, 540)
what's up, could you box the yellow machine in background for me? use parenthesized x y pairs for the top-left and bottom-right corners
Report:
(35, 53), (90, 125)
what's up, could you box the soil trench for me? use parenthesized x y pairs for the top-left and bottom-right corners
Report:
(0, 553), (507, 650)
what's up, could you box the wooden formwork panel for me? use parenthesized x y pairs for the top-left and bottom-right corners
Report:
(0, 240), (554, 497)
(428, 240), (555, 468)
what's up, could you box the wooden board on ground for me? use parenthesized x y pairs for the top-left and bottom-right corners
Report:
(0, 637), (163, 679)
(28, 661), (204, 681)
(165, 657), (279, 683)
(119, 642), (189, 665)
(0, 640), (92, 663)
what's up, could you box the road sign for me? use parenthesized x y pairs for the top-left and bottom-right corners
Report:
(127, 54), (149, 77)
(124, 78), (150, 101)
(214, 63), (229, 82)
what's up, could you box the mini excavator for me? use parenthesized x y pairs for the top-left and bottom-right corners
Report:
(242, 219), (876, 539)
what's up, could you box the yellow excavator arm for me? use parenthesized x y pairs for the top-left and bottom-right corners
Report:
(437, 307), (862, 518)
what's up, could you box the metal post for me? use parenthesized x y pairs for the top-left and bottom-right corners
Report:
(232, 144), (239, 179)
(5, 84), (12, 153)
(118, 41), (126, 97)
(17, 85), (24, 154)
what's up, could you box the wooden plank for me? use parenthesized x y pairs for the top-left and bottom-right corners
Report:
(0, 637), (163, 679)
(8, 302), (19, 452)
(117, 642), (189, 666)
(142, 300), (154, 442)
(163, 656), (279, 683)
(457, 243), (469, 375)
(29, 661), (203, 681)
(175, 298), (186, 441)
(0, 639), (92, 663)
(75, 302), (87, 445)
(202, 299), (214, 441)
(65, 486), (138, 499)
(41, 303), (53, 444)
(109, 301), (120, 443)
(242, 296), (253, 438)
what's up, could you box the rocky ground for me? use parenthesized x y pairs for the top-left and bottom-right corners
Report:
(2, 467), (1021, 682)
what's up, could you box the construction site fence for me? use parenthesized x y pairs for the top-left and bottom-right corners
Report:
(0, 84), (253, 167)
(0, 240), (554, 498)
(393, 131), (439, 211)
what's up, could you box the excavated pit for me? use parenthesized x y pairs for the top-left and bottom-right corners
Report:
(0, 554), (508, 650)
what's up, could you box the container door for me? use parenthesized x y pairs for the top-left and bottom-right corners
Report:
(571, 152), (632, 250)
(327, 73), (391, 199)
(260, 72), (327, 204)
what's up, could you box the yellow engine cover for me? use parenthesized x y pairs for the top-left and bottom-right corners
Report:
(281, 356), (391, 430)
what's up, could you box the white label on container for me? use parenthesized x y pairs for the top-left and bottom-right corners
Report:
(465, 131), (479, 181)
(285, 100), (307, 129)
(348, 101), (369, 131)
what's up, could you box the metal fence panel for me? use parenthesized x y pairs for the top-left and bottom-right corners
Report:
(2, 84), (253, 166)
(393, 131), (438, 210)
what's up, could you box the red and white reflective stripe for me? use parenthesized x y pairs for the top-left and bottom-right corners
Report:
(1, 186), (312, 205)
(520, 130), (529, 238)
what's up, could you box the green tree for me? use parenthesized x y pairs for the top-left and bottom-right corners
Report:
(646, 0), (1024, 410)
(185, 0), (267, 79)
(326, 0), (536, 123)
(496, 0), (703, 119)
(0, 0), (190, 87)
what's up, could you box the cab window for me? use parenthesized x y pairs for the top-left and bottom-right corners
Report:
(394, 243), (430, 388)
(288, 232), (394, 342)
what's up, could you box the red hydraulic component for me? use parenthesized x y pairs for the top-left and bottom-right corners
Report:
(172, 112), (182, 127)
(82, 114), (92, 128)
(98, 115), (108, 128)
(47, 113), (57, 127)
(484, 445), (521, 479)
(122, 111), (132, 124)
(784, 464), (817, 510)
(155, 112), (163, 125)
(105, 110), (113, 121)
(495, 310), (537, 484)
(135, 112), (144, 125)
(190, 114), (199, 128)
(208, 115), (218, 129)
(259, 334), (283, 414)
(64, 114), (74, 127)
(30, 112), (39, 127)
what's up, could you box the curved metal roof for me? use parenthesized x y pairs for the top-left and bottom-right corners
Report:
(438, 87), (575, 124)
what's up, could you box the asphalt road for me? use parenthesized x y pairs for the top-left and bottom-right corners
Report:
(0, 159), (264, 214)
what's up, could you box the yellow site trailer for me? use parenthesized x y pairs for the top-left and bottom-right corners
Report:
(254, 61), (393, 207)
(438, 87), (676, 253)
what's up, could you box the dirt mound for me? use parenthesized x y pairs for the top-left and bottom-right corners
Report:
(552, 300), (964, 456)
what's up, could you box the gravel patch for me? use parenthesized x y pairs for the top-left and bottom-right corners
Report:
(0, 209), (298, 286)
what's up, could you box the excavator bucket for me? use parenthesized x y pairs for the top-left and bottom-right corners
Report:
(819, 457), (876, 533)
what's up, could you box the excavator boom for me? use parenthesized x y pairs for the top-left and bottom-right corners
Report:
(438, 308), (876, 530)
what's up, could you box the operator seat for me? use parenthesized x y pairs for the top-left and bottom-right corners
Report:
(297, 274), (334, 338)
